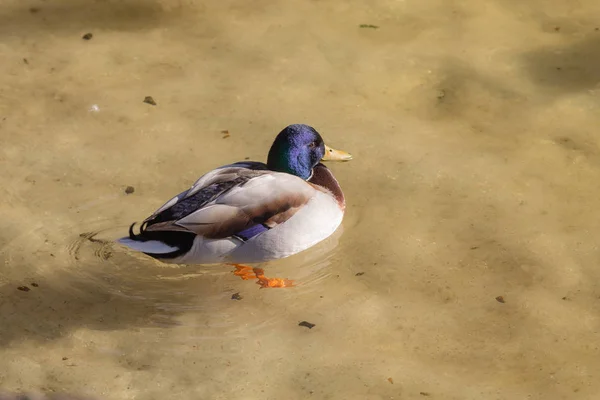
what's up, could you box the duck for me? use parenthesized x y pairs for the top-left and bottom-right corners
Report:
(117, 124), (352, 287)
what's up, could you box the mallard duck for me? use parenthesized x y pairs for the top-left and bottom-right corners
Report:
(117, 124), (351, 287)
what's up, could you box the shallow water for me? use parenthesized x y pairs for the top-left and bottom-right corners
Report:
(2, 0), (600, 399)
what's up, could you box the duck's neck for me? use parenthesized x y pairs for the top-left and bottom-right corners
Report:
(308, 163), (345, 210)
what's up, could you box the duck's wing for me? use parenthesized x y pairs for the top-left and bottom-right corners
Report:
(141, 162), (316, 240)
(144, 162), (270, 222)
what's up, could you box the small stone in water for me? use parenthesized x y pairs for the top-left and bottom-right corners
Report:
(231, 292), (243, 300)
(298, 321), (315, 329)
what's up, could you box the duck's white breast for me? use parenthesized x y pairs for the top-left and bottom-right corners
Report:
(227, 190), (344, 263)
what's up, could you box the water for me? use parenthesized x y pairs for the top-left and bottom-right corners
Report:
(2, 0), (600, 399)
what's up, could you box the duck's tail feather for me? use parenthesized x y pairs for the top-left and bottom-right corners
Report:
(116, 222), (195, 259)
(117, 237), (180, 254)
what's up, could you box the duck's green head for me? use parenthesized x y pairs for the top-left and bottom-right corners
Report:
(267, 124), (352, 180)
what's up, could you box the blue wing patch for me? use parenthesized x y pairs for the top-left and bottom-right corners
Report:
(234, 224), (270, 241)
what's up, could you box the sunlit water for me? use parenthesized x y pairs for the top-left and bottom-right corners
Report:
(3, 0), (600, 399)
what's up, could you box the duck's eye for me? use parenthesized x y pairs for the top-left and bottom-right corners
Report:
(308, 141), (318, 149)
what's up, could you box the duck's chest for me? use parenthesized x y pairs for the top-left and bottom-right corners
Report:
(226, 190), (344, 263)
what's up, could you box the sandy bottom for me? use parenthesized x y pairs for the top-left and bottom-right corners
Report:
(2, 0), (600, 399)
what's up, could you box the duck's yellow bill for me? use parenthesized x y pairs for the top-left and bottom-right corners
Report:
(322, 144), (352, 161)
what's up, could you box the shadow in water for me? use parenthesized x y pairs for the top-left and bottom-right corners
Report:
(522, 36), (600, 93)
(0, 232), (230, 347)
(0, 0), (183, 36)
(0, 225), (342, 347)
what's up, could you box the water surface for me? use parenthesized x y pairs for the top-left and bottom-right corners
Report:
(1, 0), (600, 399)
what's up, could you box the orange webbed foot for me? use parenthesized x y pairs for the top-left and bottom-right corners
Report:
(230, 264), (294, 288)
(253, 268), (294, 288)
(231, 264), (257, 280)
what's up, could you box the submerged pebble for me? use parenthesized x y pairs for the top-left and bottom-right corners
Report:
(298, 321), (315, 329)
(231, 293), (243, 301)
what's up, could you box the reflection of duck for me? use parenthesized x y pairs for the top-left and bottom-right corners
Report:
(117, 124), (352, 287)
